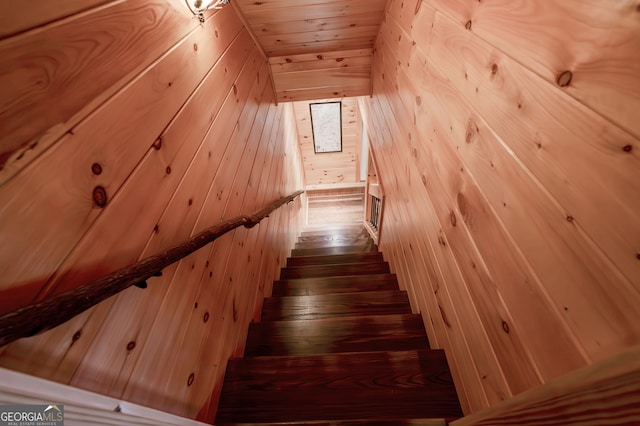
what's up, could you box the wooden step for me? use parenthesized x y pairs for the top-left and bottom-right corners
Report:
(217, 419), (447, 426)
(294, 237), (373, 250)
(286, 252), (384, 267)
(261, 290), (412, 321)
(245, 314), (429, 356)
(216, 349), (463, 423)
(280, 261), (391, 279)
(291, 244), (378, 257)
(272, 274), (399, 297)
(301, 225), (366, 237)
(299, 232), (368, 241)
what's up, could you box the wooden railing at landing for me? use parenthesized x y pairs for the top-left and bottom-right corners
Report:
(0, 190), (304, 347)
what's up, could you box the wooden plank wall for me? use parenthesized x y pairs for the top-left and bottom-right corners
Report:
(0, 1), (305, 422)
(270, 49), (373, 102)
(365, 0), (640, 415)
(294, 98), (361, 186)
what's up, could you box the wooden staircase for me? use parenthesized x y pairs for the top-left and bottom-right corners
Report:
(215, 225), (463, 425)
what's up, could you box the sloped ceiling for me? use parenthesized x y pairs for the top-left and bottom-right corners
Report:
(234, 0), (388, 102)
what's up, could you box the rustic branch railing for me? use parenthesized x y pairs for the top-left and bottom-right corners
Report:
(0, 190), (304, 347)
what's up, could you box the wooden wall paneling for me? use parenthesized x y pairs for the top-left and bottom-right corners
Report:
(393, 27), (590, 383)
(379, 26), (583, 392)
(236, 0), (380, 12)
(270, 49), (372, 69)
(368, 85), (509, 410)
(294, 99), (359, 186)
(425, 0), (640, 139)
(191, 103), (287, 423)
(0, 9), (247, 389)
(157, 80), (274, 417)
(253, 13), (384, 38)
(240, 1), (388, 26)
(119, 56), (269, 414)
(423, 47), (640, 363)
(72, 42), (262, 405)
(57, 34), (258, 400)
(276, 86), (371, 103)
(0, 0), (115, 39)
(373, 16), (545, 405)
(273, 66), (371, 92)
(0, 0), (200, 181)
(366, 97), (482, 412)
(0, 5), (244, 313)
(271, 55), (371, 74)
(259, 26), (379, 50)
(427, 11), (640, 289)
(451, 344), (640, 426)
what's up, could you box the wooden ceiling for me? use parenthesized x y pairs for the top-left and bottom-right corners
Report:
(234, 0), (388, 102)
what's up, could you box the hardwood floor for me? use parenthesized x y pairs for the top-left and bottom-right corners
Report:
(216, 224), (463, 425)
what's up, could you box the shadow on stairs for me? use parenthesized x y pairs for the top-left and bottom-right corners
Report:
(215, 224), (463, 425)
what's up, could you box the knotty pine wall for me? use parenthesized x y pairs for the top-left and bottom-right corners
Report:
(0, 1), (304, 422)
(294, 98), (361, 186)
(365, 0), (640, 415)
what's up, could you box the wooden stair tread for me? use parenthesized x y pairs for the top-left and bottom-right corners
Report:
(297, 232), (370, 242)
(300, 226), (366, 237)
(295, 238), (373, 250)
(261, 290), (412, 321)
(286, 252), (384, 267)
(216, 349), (462, 423)
(291, 244), (378, 257)
(281, 262), (391, 279)
(245, 313), (429, 356)
(272, 273), (399, 297)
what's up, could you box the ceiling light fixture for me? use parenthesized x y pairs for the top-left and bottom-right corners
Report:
(186, 0), (230, 22)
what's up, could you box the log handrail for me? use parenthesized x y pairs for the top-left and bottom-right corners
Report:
(0, 190), (304, 347)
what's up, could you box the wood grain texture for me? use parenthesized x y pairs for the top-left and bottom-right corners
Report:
(362, 0), (640, 416)
(245, 313), (429, 356)
(261, 290), (412, 321)
(239, 0), (381, 100)
(427, 0), (640, 139)
(0, 0), (114, 39)
(273, 274), (399, 297)
(281, 262), (391, 279)
(0, 5), (245, 313)
(452, 345), (640, 426)
(0, 0), (198, 179)
(217, 349), (462, 423)
(294, 98), (360, 186)
(0, 1), (306, 421)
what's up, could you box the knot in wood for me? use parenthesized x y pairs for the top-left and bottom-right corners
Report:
(91, 163), (102, 175)
(556, 70), (572, 87)
(93, 186), (107, 208)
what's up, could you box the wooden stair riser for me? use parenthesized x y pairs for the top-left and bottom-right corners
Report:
(281, 262), (391, 279)
(291, 244), (378, 257)
(286, 252), (384, 267)
(294, 238), (373, 250)
(272, 273), (399, 297)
